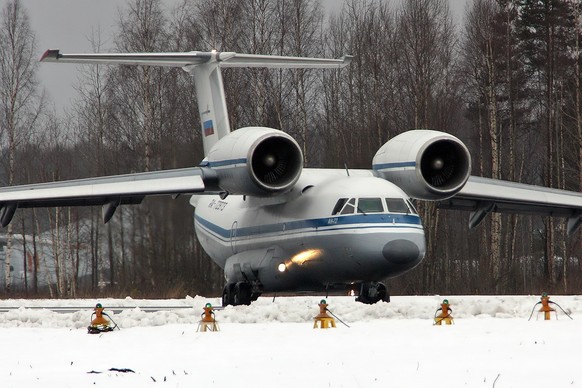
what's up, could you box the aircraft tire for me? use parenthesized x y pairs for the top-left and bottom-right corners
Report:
(356, 282), (389, 304)
(233, 282), (252, 306)
(222, 283), (235, 306)
(377, 283), (390, 303)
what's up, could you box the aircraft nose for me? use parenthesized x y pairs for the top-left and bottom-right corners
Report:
(382, 239), (421, 265)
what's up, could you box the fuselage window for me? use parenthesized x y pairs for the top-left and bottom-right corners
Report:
(357, 198), (384, 213)
(385, 198), (410, 213)
(332, 198), (348, 215)
(340, 198), (356, 215)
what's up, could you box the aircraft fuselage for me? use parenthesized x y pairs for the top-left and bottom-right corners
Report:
(192, 169), (426, 293)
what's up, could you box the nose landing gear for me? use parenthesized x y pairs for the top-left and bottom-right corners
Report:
(355, 282), (390, 304)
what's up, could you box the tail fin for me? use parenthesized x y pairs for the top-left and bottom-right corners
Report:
(41, 49), (352, 156)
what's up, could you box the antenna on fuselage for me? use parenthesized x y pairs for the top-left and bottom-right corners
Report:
(344, 163), (350, 177)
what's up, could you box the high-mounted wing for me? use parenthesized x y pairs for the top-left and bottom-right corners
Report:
(0, 168), (219, 227)
(438, 176), (582, 235)
(0, 50), (350, 228)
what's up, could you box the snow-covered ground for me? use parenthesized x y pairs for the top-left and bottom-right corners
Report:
(0, 295), (581, 387)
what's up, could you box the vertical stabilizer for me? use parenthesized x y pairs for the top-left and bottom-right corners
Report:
(187, 52), (232, 156)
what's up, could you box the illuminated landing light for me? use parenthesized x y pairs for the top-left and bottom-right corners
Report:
(278, 263), (286, 272)
(290, 249), (323, 266)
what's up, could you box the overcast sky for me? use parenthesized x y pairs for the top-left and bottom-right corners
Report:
(20, 0), (466, 114)
(22, 0), (176, 113)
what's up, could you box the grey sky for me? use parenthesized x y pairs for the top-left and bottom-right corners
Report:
(20, 0), (466, 114)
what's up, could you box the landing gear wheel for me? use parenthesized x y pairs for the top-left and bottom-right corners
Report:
(222, 283), (235, 306)
(356, 282), (390, 304)
(250, 291), (261, 302)
(233, 282), (252, 306)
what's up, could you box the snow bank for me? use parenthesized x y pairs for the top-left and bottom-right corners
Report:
(1, 295), (581, 387)
(0, 294), (579, 328)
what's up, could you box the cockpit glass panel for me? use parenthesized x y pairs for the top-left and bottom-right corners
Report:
(406, 199), (418, 215)
(340, 204), (354, 215)
(340, 198), (356, 215)
(357, 198), (384, 213)
(332, 198), (348, 215)
(385, 198), (410, 213)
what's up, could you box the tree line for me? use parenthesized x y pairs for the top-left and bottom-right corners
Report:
(0, 0), (581, 298)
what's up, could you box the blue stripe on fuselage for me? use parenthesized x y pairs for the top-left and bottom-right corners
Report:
(204, 158), (247, 168)
(372, 161), (416, 170)
(195, 213), (422, 241)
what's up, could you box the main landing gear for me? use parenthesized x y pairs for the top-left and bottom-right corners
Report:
(222, 281), (262, 306)
(356, 282), (390, 304)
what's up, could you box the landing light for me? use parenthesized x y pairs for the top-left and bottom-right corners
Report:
(291, 249), (322, 265)
(278, 263), (286, 272)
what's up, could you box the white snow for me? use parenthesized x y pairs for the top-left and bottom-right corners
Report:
(0, 295), (581, 387)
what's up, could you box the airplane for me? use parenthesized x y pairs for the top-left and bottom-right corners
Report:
(0, 49), (581, 306)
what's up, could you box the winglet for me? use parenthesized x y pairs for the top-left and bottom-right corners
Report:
(40, 49), (60, 62)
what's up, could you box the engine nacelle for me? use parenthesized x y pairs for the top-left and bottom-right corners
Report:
(203, 127), (303, 197)
(372, 130), (471, 200)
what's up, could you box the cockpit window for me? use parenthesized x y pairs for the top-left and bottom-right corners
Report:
(406, 199), (418, 215)
(340, 198), (356, 215)
(335, 197), (413, 215)
(385, 198), (410, 213)
(332, 198), (348, 215)
(357, 198), (384, 213)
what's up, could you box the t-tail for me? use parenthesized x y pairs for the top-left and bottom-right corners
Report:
(41, 49), (352, 156)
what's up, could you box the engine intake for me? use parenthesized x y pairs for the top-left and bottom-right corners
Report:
(373, 130), (471, 200)
(204, 127), (303, 196)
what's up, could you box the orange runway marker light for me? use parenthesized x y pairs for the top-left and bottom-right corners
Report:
(313, 299), (336, 329)
(528, 292), (573, 321)
(434, 299), (454, 325)
(197, 303), (220, 332)
(88, 303), (114, 334)
(538, 293), (556, 321)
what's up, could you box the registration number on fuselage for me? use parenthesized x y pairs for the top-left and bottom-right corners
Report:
(327, 217), (339, 225)
(208, 199), (228, 211)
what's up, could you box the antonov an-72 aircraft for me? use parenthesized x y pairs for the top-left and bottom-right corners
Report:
(0, 49), (581, 305)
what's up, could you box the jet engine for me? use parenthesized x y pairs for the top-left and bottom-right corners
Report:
(203, 127), (303, 197)
(372, 130), (471, 200)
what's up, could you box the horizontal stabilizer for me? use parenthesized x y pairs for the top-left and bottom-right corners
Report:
(40, 49), (352, 69)
(219, 53), (353, 69)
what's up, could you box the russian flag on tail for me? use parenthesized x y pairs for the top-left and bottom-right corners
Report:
(203, 120), (214, 137)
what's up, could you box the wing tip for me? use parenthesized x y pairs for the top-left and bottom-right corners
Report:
(40, 49), (60, 62)
(340, 55), (354, 66)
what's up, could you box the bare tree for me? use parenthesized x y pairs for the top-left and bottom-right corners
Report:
(71, 27), (116, 291)
(0, 0), (43, 293)
(396, 0), (458, 292)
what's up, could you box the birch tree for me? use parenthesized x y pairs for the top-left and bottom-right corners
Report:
(0, 0), (43, 292)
